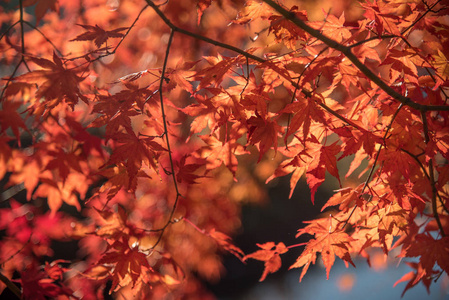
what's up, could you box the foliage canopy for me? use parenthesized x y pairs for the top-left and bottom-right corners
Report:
(1, 0), (449, 298)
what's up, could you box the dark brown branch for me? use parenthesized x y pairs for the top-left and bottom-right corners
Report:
(421, 111), (446, 237)
(145, 0), (369, 134)
(148, 29), (183, 249)
(262, 0), (449, 112)
(144, 0), (264, 63)
(348, 35), (398, 49)
(0, 271), (21, 299)
(401, 0), (442, 35)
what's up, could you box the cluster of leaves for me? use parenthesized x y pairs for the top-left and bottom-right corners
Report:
(0, 0), (448, 298)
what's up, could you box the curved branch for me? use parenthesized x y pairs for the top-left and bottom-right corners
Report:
(144, 0), (264, 63)
(262, 0), (449, 112)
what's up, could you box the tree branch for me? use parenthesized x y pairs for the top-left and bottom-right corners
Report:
(144, 0), (264, 63)
(262, 0), (449, 112)
(0, 271), (21, 299)
(421, 111), (446, 237)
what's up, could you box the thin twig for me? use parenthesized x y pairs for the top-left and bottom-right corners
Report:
(341, 103), (404, 229)
(23, 21), (63, 56)
(421, 111), (446, 237)
(401, 0), (442, 35)
(149, 29), (182, 249)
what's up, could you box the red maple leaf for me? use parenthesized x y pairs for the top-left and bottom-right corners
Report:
(0, 100), (27, 144)
(107, 130), (166, 186)
(98, 239), (151, 293)
(70, 24), (128, 48)
(306, 139), (342, 203)
(393, 262), (439, 297)
(15, 52), (87, 112)
(403, 234), (449, 276)
(18, 262), (75, 300)
(244, 242), (288, 281)
(247, 113), (282, 162)
(175, 155), (204, 184)
(22, 0), (59, 23)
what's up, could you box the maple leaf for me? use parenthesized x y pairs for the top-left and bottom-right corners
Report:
(166, 59), (198, 93)
(266, 155), (307, 198)
(321, 187), (364, 212)
(18, 263), (76, 300)
(402, 234), (449, 276)
(279, 97), (326, 142)
(382, 49), (419, 83)
(291, 217), (355, 281)
(176, 155), (204, 184)
(0, 100), (27, 144)
(96, 163), (144, 200)
(22, 0), (59, 24)
(232, 0), (273, 25)
(91, 84), (162, 137)
(268, 8), (308, 49)
(197, 134), (248, 177)
(197, 0), (212, 25)
(70, 24), (128, 48)
(33, 177), (81, 216)
(244, 242), (288, 281)
(208, 228), (244, 260)
(433, 49), (449, 79)
(309, 13), (352, 43)
(98, 239), (151, 293)
(247, 113), (282, 162)
(107, 130), (166, 186)
(393, 262), (439, 297)
(306, 140), (342, 204)
(194, 55), (243, 90)
(15, 52), (87, 112)
(9, 159), (41, 201)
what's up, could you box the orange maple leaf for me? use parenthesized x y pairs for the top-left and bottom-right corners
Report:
(244, 242), (288, 281)
(208, 228), (245, 260)
(232, 0), (273, 25)
(197, 0), (212, 25)
(291, 217), (355, 281)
